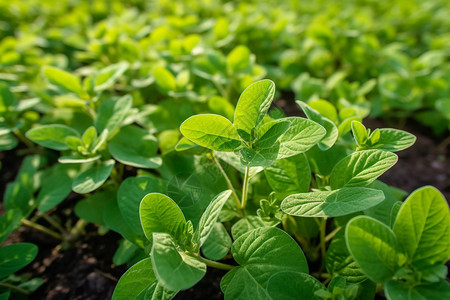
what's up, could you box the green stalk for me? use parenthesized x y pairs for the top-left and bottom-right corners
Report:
(212, 154), (241, 209)
(316, 217), (328, 260)
(12, 129), (35, 149)
(241, 167), (250, 210)
(0, 281), (31, 295)
(21, 219), (63, 240)
(197, 256), (235, 271)
(37, 212), (66, 234)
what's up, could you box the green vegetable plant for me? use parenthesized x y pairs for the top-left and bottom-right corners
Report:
(111, 80), (448, 299)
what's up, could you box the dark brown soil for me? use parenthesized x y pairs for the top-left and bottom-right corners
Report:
(1, 97), (449, 299)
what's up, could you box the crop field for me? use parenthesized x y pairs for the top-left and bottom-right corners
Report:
(1, 0), (449, 299)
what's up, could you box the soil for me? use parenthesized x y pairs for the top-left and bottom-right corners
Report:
(1, 97), (449, 299)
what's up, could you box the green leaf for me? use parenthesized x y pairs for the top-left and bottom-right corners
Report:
(267, 271), (325, 300)
(308, 99), (337, 122)
(139, 193), (186, 243)
(346, 216), (404, 283)
(0, 243), (38, 280)
(0, 209), (22, 244)
(297, 101), (338, 150)
(109, 125), (162, 169)
(26, 124), (79, 150)
(95, 95), (132, 133)
(373, 129), (416, 152)
(151, 233), (206, 291)
(281, 187), (385, 218)
(221, 227), (308, 300)
(385, 279), (450, 300)
(201, 222), (232, 261)
(94, 62), (129, 92)
(277, 117), (326, 159)
(153, 66), (176, 92)
(254, 119), (290, 149)
(351, 121), (368, 147)
(74, 191), (113, 225)
(234, 80), (276, 142)
(227, 45), (251, 74)
(325, 230), (366, 284)
(72, 160), (115, 194)
(231, 215), (268, 240)
(198, 190), (231, 247)
(112, 258), (178, 300)
(43, 66), (84, 96)
(180, 114), (241, 151)
(0, 83), (16, 111)
(330, 149), (398, 189)
(0, 133), (18, 151)
(118, 176), (166, 235)
(3, 182), (32, 216)
(393, 186), (450, 268)
(239, 144), (279, 167)
(37, 168), (72, 212)
(264, 154), (311, 198)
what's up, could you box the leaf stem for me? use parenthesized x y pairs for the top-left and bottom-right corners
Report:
(21, 219), (63, 240)
(212, 154), (241, 209)
(317, 217), (327, 260)
(36, 212), (66, 234)
(241, 167), (250, 210)
(12, 129), (35, 149)
(325, 226), (342, 243)
(0, 281), (31, 295)
(197, 256), (235, 271)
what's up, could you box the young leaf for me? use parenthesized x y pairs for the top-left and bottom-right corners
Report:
(72, 160), (115, 194)
(43, 66), (84, 96)
(277, 117), (326, 159)
(0, 243), (38, 280)
(234, 80), (276, 142)
(231, 215), (268, 240)
(117, 176), (167, 235)
(153, 66), (176, 92)
(281, 188), (385, 218)
(221, 227), (308, 300)
(197, 190), (232, 247)
(351, 121), (368, 147)
(94, 62), (129, 92)
(201, 223), (232, 261)
(346, 216), (405, 283)
(264, 154), (311, 197)
(26, 124), (80, 150)
(139, 193), (186, 243)
(297, 101), (338, 150)
(109, 125), (162, 169)
(95, 95), (132, 133)
(180, 114), (241, 151)
(112, 258), (178, 300)
(267, 272), (325, 300)
(393, 186), (450, 269)
(253, 119), (290, 149)
(151, 233), (206, 291)
(330, 149), (398, 189)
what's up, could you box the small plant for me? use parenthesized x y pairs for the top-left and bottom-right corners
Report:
(112, 80), (449, 299)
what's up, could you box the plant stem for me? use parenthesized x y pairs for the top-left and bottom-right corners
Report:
(317, 217), (327, 260)
(0, 281), (31, 295)
(21, 219), (63, 240)
(12, 129), (35, 149)
(241, 167), (250, 210)
(197, 256), (235, 271)
(37, 212), (66, 234)
(325, 226), (342, 243)
(212, 154), (241, 209)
